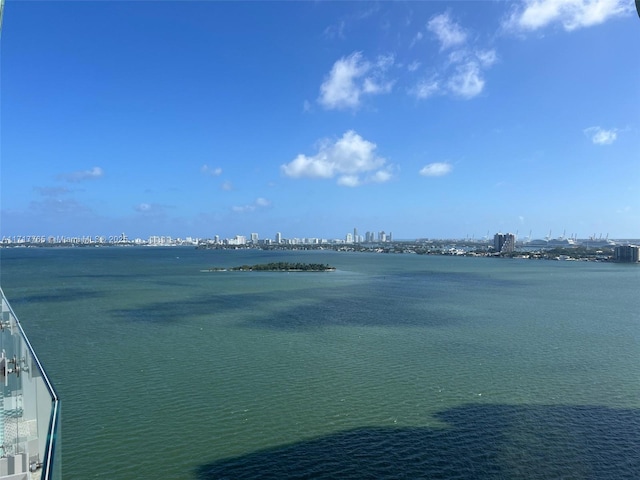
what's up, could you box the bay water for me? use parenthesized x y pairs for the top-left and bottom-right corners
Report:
(0, 247), (638, 479)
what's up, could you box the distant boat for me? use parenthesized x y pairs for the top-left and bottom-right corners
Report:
(526, 238), (574, 246)
(580, 237), (616, 247)
(526, 232), (577, 247)
(547, 237), (577, 247)
(526, 238), (550, 247)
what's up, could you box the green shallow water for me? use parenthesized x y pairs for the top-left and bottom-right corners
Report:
(0, 247), (638, 478)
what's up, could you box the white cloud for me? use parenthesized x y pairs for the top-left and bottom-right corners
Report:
(59, 166), (104, 183)
(505, 0), (632, 32)
(318, 52), (394, 110)
(476, 49), (498, 68)
(370, 168), (393, 183)
(410, 31), (424, 48)
(281, 130), (393, 187)
(362, 77), (392, 95)
(427, 13), (467, 50)
(201, 165), (222, 176)
(412, 78), (441, 99)
(232, 197), (271, 213)
(376, 54), (395, 70)
(412, 15), (496, 101)
(221, 181), (233, 191)
(419, 162), (453, 177)
(337, 167), (394, 188)
(318, 52), (368, 109)
(584, 126), (618, 145)
(231, 205), (251, 213)
(447, 61), (485, 98)
(136, 203), (152, 212)
(134, 203), (170, 215)
(281, 153), (335, 179)
(337, 175), (361, 187)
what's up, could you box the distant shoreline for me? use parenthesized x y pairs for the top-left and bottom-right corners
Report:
(1, 241), (632, 263)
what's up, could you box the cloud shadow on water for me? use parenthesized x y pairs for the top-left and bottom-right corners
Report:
(107, 268), (524, 328)
(9, 287), (104, 305)
(194, 403), (640, 479)
(1, 250), (526, 326)
(108, 283), (463, 329)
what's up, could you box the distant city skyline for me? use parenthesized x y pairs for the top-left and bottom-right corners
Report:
(2, 1), (638, 239)
(2, 228), (635, 246)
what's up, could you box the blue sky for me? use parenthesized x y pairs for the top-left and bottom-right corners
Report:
(1, 1), (638, 241)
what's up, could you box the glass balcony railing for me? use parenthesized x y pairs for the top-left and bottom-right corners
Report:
(0, 289), (60, 480)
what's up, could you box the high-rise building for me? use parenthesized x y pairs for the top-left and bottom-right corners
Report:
(275, 232), (282, 244)
(231, 235), (246, 245)
(250, 233), (259, 244)
(494, 233), (516, 254)
(614, 245), (640, 263)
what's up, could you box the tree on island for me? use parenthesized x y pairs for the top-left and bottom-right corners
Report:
(206, 262), (336, 272)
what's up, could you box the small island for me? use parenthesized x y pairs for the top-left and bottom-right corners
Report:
(205, 262), (336, 272)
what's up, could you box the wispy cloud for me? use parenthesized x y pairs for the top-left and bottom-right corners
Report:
(409, 31), (423, 48)
(323, 19), (346, 40)
(584, 126), (618, 145)
(58, 166), (104, 183)
(318, 52), (394, 110)
(475, 49), (498, 68)
(29, 197), (92, 215)
(411, 12), (497, 101)
(447, 61), (485, 99)
(34, 186), (72, 197)
(407, 60), (421, 72)
(232, 197), (271, 213)
(427, 12), (467, 50)
(322, 4), (381, 41)
(134, 202), (171, 215)
(504, 0), (632, 32)
(412, 49), (497, 100)
(281, 130), (393, 187)
(221, 180), (233, 191)
(201, 165), (222, 176)
(411, 77), (440, 99)
(447, 48), (498, 98)
(419, 162), (453, 177)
